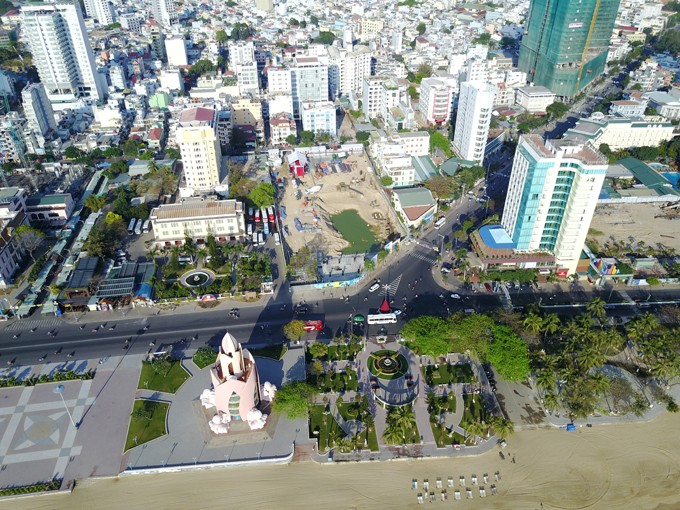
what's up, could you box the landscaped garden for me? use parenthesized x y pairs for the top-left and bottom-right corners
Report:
(307, 366), (359, 393)
(192, 346), (217, 369)
(125, 399), (169, 451)
(336, 395), (379, 452)
(330, 209), (379, 254)
(383, 405), (420, 445)
(306, 340), (363, 363)
(309, 404), (344, 452)
(138, 356), (190, 393)
(368, 350), (409, 380)
(423, 363), (476, 386)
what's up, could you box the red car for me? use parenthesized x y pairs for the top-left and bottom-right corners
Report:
(484, 282), (493, 292)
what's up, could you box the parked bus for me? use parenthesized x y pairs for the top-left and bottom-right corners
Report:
(264, 222), (270, 235)
(303, 320), (324, 331)
(261, 207), (269, 225)
(255, 209), (261, 223)
(128, 218), (136, 235)
(267, 206), (275, 222)
(257, 232), (264, 246)
(273, 232), (280, 245)
(434, 216), (446, 229)
(134, 218), (143, 235)
(367, 313), (397, 325)
(246, 223), (253, 237)
(248, 207), (255, 221)
(142, 220), (151, 233)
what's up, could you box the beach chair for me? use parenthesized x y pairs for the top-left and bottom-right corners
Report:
(436, 477), (442, 489)
(454, 490), (461, 500)
(423, 479), (429, 491)
(447, 477), (454, 488)
(412, 479), (417, 490)
(430, 492), (436, 502)
(471, 475), (478, 485)
(491, 484), (497, 495)
(417, 493), (424, 504)
(459, 476), (465, 486)
(483, 473), (489, 484)
(466, 488), (473, 499)
(441, 490), (447, 501)
(479, 487), (486, 498)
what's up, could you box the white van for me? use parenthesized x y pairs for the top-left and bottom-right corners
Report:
(434, 216), (446, 229)
(273, 232), (280, 245)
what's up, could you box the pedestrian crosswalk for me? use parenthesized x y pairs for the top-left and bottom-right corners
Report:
(379, 274), (403, 297)
(409, 250), (438, 266)
(6, 317), (64, 331)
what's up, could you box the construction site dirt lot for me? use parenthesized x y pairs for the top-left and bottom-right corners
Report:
(588, 202), (680, 253)
(277, 152), (395, 256)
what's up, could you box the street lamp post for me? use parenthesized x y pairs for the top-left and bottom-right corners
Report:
(53, 384), (77, 429)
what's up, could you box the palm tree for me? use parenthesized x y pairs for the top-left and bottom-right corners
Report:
(589, 372), (610, 399)
(327, 427), (343, 449)
(382, 423), (404, 445)
(522, 312), (543, 335)
(542, 391), (560, 414)
(586, 298), (607, 324)
(576, 347), (606, 372)
(391, 406), (416, 436)
(541, 313), (560, 339)
(490, 416), (515, 441)
(335, 437), (354, 453)
(535, 370), (556, 396)
(464, 420), (485, 445)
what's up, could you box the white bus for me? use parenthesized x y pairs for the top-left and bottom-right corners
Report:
(246, 223), (253, 237)
(142, 220), (151, 233)
(257, 232), (264, 246)
(434, 216), (446, 229)
(128, 218), (136, 235)
(367, 313), (397, 325)
(273, 232), (280, 245)
(134, 218), (143, 235)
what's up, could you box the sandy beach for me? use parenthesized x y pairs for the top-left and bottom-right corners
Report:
(5, 412), (680, 510)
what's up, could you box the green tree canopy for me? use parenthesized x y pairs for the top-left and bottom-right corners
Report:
(424, 175), (455, 200)
(14, 225), (45, 261)
(356, 131), (370, 143)
(285, 134), (297, 145)
(215, 29), (228, 46)
(248, 182), (276, 208)
(85, 194), (106, 212)
(189, 59), (216, 78)
(314, 31), (336, 45)
(272, 381), (315, 418)
(487, 325), (530, 381)
(429, 131), (453, 158)
(283, 320), (306, 341)
(401, 316), (452, 357)
(308, 342), (328, 358)
(546, 101), (570, 119)
(416, 23), (426, 35)
(380, 175), (393, 187)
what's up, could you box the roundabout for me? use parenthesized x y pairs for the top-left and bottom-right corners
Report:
(180, 269), (215, 288)
(367, 350), (409, 380)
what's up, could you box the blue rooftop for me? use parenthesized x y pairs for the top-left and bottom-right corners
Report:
(478, 225), (516, 250)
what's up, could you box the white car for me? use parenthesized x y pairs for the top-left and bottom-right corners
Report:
(393, 309), (403, 316)
(451, 293), (461, 299)
(368, 282), (380, 292)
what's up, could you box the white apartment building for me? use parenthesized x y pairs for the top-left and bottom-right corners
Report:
(22, 3), (104, 106)
(515, 85), (556, 114)
(176, 107), (223, 192)
(159, 68), (183, 92)
(228, 41), (255, 68)
(501, 136), (608, 275)
(0, 113), (27, 163)
(21, 83), (56, 137)
(267, 67), (292, 94)
(269, 112), (295, 145)
(83, 0), (114, 25)
(361, 76), (409, 120)
(119, 13), (143, 33)
(464, 59), (488, 83)
(291, 57), (329, 117)
(371, 131), (429, 187)
(563, 114), (676, 150)
(150, 198), (246, 247)
(235, 62), (259, 95)
(300, 101), (336, 136)
(453, 81), (495, 165)
(341, 46), (372, 98)
(267, 93), (294, 118)
(165, 37), (188, 67)
(150, 0), (177, 28)
(420, 78), (454, 126)
(609, 99), (647, 117)
(360, 18), (384, 39)
(109, 63), (126, 90)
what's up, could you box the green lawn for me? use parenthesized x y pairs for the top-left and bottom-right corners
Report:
(330, 209), (379, 254)
(423, 363), (476, 386)
(368, 350), (409, 380)
(125, 400), (169, 451)
(431, 422), (467, 447)
(336, 403), (379, 452)
(308, 369), (359, 393)
(309, 405), (344, 452)
(460, 393), (490, 429)
(249, 344), (288, 360)
(138, 360), (190, 393)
